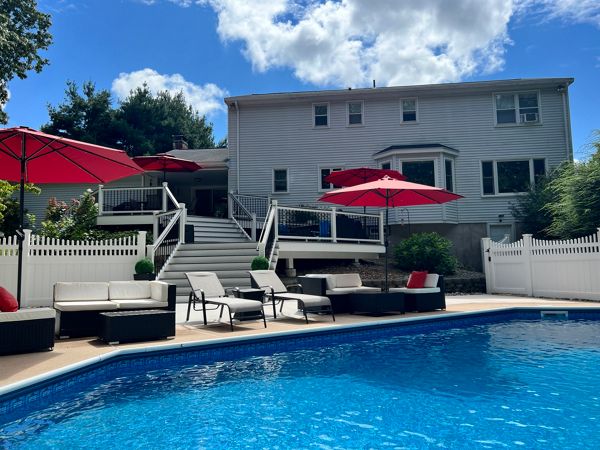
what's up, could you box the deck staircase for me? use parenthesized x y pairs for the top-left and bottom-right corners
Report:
(158, 215), (268, 303)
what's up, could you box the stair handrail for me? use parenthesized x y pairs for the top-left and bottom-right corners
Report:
(148, 205), (185, 277)
(228, 193), (255, 240)
(257, 201), (278, 266)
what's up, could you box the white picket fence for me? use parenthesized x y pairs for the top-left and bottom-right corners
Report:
(0, 230), (146, 307)
(482, 229), (600, 300)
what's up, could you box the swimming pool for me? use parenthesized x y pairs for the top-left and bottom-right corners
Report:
(1, 309), (600, 448)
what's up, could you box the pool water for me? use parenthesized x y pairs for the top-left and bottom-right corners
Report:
(2, 319), (600, 449)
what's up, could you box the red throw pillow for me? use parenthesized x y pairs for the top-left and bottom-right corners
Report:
(0, 287), (18, 312)
(407, 271), (428, 289)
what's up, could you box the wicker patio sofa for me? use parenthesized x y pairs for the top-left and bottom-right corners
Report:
(0, 308), (56, 355)
(389, 274), (446, 312)
(53, 280), (176, 338)
(299, 273), (380, 313)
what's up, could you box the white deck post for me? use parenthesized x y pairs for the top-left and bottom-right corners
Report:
(228, 191), (234, 219)
(162, 182), (168, 212)
(97, 185), (104, 216)
(331, 207), (337, 243)
(273, 200), (279, 240)
(379, 211), (385, 245)
(179, 203), (187, 243)
(152, 212), (159, 244)
(251, 213), (257, 241)
(137, 231), (147, 259)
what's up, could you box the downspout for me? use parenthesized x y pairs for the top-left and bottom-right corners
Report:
(561, 88), (573, 162)
(235, 100), (240, 193)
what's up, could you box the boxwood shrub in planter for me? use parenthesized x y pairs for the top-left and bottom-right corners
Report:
(251, 256), (270, 270)
(134, 258), (156, 280)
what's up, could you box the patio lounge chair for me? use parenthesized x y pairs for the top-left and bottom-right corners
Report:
(249, 270), (335, 324)
(185, 272), (267, 331)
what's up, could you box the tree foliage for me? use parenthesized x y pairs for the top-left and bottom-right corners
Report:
(42, 82), (217, 155)
(0, 0), (52, 123)
(394, 232), (458, 275)
(0, 181), (40, 236)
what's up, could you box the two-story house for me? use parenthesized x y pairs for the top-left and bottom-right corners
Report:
(225, 78), (574, 270)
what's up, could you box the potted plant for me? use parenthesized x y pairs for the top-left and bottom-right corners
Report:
(251, 256), (270, 270)
(134, 258), (156, 280)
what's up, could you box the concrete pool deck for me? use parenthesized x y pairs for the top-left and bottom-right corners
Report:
(1, 294), (599, 390)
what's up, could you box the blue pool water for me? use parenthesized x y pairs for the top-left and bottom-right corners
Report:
(2, 317), (600, 449)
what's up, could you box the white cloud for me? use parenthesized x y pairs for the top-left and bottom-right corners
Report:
(181, 0), (600, 89)
(111, 68), (228, 117)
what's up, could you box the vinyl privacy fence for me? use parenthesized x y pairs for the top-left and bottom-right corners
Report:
(482, 229), (600, 301)
(0, 230), (146, 307)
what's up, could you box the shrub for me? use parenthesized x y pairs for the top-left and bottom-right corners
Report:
(135, 258), (155, 275)
(251, 256), (270, 270)
(393, 232), (457, 275)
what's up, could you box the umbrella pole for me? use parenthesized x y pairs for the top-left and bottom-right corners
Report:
(384, 197), (389, 292)
(16, 133), (26, 308)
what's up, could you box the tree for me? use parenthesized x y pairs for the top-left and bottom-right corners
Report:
(0, 0), (52, 123)
(0, 180), (40, 236)
(41, 81), (119, 148)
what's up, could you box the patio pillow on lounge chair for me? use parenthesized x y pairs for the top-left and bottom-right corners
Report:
(0, 286), (18, 312)
(407, 271), (428, 288)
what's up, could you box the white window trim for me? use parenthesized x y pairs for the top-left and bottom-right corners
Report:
(492, 90), (542, 127)
(346, 100), (364, 127)
(444, 158), (455, 192)
(399, 158), (438, 187)
(272, 168), (289, 194)
(379, 159), (393, 170)
(487, 223), (514, 242)
(318, 166), (345, 192)
(312, 102), (330, 128)
(400, 97), (419, 124)
(480, 158), (547, 197)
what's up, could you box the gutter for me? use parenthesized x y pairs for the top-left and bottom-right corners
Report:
(561, 88), (573, 162)
(235, 101), (240, 192)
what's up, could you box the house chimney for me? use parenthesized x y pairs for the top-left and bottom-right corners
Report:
(172, 135), (188, 150)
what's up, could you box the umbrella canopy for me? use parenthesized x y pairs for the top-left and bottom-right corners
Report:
(0, 126), (144, 306)
(318, 176), (462, 291)
(324, 167), (406, 187)
(132, 153), (201, 182)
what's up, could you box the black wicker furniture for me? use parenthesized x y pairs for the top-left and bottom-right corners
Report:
(298, 274), (380, 314)
(390, 274), (446, 312)
(99, 309), (175, 344)
(349, 292), (405, 315)
(0, 308), (56, 355)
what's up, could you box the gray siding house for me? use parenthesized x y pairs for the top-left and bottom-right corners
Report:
(225, 78), (574, 269)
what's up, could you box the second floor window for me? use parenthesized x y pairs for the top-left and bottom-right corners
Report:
(273, 169), (288, 193)
(347, 101), (363, 125)
(495, 92), (540, 124)
(401, 99), (417, 123)
(481, 159), (546, 195)
(314, 103), (329, 127)
(402, 160), (435, 186)
(445, 159), (454, 192)
(320, 167), (343, 190)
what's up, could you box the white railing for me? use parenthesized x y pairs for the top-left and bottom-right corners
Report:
(0, 230), (146, 307)
(228, 193), (255, 241)
(148, 201), (187, 277)
(97, 182), (178, 216)
(257, 201), (277, 265)
(482, 229), (600, 300)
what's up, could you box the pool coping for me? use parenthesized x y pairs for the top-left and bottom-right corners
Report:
(2, 305), (599, 400)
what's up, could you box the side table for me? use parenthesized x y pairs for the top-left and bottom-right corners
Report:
(99, 309), (175, 344)
(233, 288), (266, 319)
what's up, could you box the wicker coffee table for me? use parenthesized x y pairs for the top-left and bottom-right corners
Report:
(99, 309), (175, 344)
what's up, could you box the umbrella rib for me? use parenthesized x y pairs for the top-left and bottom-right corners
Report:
(387, 188), (453, 204)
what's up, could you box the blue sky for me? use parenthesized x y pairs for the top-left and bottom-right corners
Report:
(4, 0), (600, 159)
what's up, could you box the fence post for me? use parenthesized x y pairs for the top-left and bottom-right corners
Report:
(162, 182), (168, 211)
(331, 207), (337, 242)
(137, 231), (147, 259)
(522, 234), (534, 296)
(379, 211), (385, 245)
(251, 213), (257, 241)
(146, 244), (155, 265)
(21, 229), (32, 307)
(481, 237), (493, 294)
(97, 185), (104, 216)
(152, 212), (159, 244)
(179, 203), (187, 244)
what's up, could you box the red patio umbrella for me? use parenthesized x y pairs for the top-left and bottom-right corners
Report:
(132, 153), (202, 182)
(0, 126), (144, 306)
(319, 176), (462, 291)
(324, 167), (406, 187)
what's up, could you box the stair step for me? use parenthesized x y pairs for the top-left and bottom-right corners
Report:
(194, 230), (247, 238)
(165, 261), (252, 270)
(186, 216), (235, 224)
(175, 248), (258, 257)
(194, 238), (251, 243)
(161, 270), (250, 281)
(178, 242), (257, 251)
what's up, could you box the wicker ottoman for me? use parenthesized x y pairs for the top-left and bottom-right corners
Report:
(99, 309), (175, 344)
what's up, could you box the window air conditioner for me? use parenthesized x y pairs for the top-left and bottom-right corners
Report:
(520, 112), (539, 123)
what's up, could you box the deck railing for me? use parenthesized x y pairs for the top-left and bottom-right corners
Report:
(97, 183), (178, 216)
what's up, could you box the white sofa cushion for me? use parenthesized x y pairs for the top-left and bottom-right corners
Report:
(54, 300), (118, 311)
(109, 281), (151, 300)
(110, 299), (168, 309)
(424, 274), (440, 288)
(0, 307), (56, 323)
(389, 287), (440, 294)
(327, 286), (380, 295)
(334, 273), (362, 288)
(54, 282), (109, 302)
(150, 281), (169, 301)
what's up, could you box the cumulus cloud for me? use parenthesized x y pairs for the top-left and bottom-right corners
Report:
(177, 0), (597, 88)
(111, 68), (228, 117)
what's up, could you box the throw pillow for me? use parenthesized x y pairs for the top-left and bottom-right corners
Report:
(0, 287), (18, 312)
(407, 271), (428, 289)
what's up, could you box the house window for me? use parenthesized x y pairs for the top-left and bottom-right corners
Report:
(445, 159), (454, 192)
(495, 92), (540, 124)
(400, 98), (417, 123)
(402, 161), (435, 186)
(481, 159), (546, 195)
(273, 169), (288, 193)
(313, 103), (329, 127)
(320, 167), (343, 190)
(380, 161), (392, 170)
(347, 101), (363, 126)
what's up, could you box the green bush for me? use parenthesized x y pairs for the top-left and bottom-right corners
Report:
(251, 256), (270, 270)
(135, 258), (155, 275)
(393, 232), (457, 275)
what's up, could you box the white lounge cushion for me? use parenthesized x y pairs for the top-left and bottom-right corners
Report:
(54, 282), (108, 302)
(424, 274), (440, 288)
(389, 287), (441, 294)
(110, 299), (168, 309)
(334, 273), (363, 288)
(272, 292), (331, 307)
(204, 297), (264, 313)
(0, 307), (56, 323)
(54, 300), (118, 311)
(327, 286), (380, 295)
(109, 281), (151, 300)
(150, 281), (169, 301)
